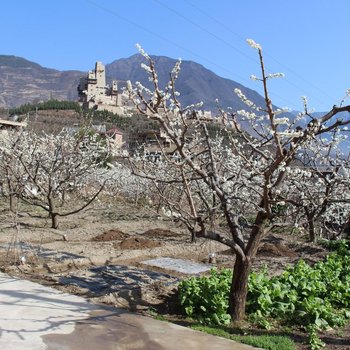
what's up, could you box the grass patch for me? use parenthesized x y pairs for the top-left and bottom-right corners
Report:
(147, 307), (168, 322)
(191, 325), (296, 350)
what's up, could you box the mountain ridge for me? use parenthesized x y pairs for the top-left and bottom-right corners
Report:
(105, 54), (269, 112)
(0, 55), (83, 108)
(0, 53), (291, 116)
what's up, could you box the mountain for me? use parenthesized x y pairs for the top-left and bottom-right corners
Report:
(0, 55), (83, 108)
(0, 53), (275, 113)
(106, 54), (267, 112)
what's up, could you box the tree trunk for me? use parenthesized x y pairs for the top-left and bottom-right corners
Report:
(229, 210), (267, 322)
(51, 212), (59, 229)
(191, 229), (196, 242)
(229, 255), (252, 322)
(6, 176), (16, 212)
(305, 210), (317, 243)
(48, 196), (59, 229)
(9, 194), (15, 212)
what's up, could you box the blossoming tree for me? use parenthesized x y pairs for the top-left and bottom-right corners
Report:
(285, 137), (350, 242)
(127, 40), (350, 321)
(0, 130), (108, 229)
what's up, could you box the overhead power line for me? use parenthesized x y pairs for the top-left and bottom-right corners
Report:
(86, 0), (302, 110)
(184, 0), (339, 105)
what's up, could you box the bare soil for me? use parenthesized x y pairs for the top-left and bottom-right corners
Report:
(92, 229), (129, 241)
(0, 198), (348, 349)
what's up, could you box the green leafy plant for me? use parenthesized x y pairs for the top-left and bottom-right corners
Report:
(179, 243), (350, 349)
(319, 238), (350, 252)
(248, 247), (350, 348)
(178, 268), (232, 325)
(307, 325), (326, 350)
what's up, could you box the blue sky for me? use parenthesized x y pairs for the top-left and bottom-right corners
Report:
(1, 0), (349, 112)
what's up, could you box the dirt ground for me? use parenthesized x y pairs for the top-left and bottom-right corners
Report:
(0, 198), (349, 350)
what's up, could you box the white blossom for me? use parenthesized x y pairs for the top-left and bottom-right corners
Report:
(135, 43), (150, 60)
(246, 38), (262, 50)
(141, 63), (152, 73)
(274, 107), (291, 116)
(250, 75), (260, 81)
(277, 131), (303, 138)
(267, 73), (285, 79)
(273, 117), (290, 125)
(301, 96), (308, 108)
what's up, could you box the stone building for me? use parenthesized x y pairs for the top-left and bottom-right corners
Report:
(77, 62), (134, 115)
(105, 127), (124, 154)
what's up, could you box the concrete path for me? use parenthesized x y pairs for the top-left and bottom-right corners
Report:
(0, 272), (257, 350)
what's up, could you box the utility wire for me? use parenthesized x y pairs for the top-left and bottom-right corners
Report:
(86, 0), (248, 83)
(86, 0), (301, 110)
(153, 0), (260, 67)
(151, 0), (312, 109)
(153, 0), (303, 109)
(184, 0), (339, 106)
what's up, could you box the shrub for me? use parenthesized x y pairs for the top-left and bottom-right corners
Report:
(178, 268), (232, 325)
(179, 242), (350, 349)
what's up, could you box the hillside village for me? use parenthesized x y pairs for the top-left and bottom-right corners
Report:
(1, 60), (239, 158)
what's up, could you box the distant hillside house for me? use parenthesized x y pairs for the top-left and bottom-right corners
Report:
(0, 118), (27, 131)
(106, 127), (123, 146)
(94, 125), (125, 155)
(77, 61), (135, 115)
(0, 119), (26, 146)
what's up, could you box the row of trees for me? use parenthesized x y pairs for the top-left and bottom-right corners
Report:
(9, 99), (134, 131)
(9, 99), (82, 116)
(0, 39), (349, 324)
(0, 128), (154, 229)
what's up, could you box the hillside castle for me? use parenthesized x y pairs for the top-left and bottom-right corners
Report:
(77, 61), (135, 115)
(77, 61), (217, 122)
(77, 61), (238, 156)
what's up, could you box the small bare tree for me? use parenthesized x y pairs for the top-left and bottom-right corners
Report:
(127, 40), (350, 322)
(0, 129), (108, 229)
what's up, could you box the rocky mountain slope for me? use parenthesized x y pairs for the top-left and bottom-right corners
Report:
(0, 53), (273, 113)
(0, 55), (82, 108)
(106, 54), (267, 112)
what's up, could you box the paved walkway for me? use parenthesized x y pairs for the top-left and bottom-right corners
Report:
(0, 272), (257, 350)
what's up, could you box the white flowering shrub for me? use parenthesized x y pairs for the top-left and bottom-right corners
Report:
(91, 163), (152, 204)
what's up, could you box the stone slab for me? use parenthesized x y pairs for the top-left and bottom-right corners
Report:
(142, 257), (212, 274)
